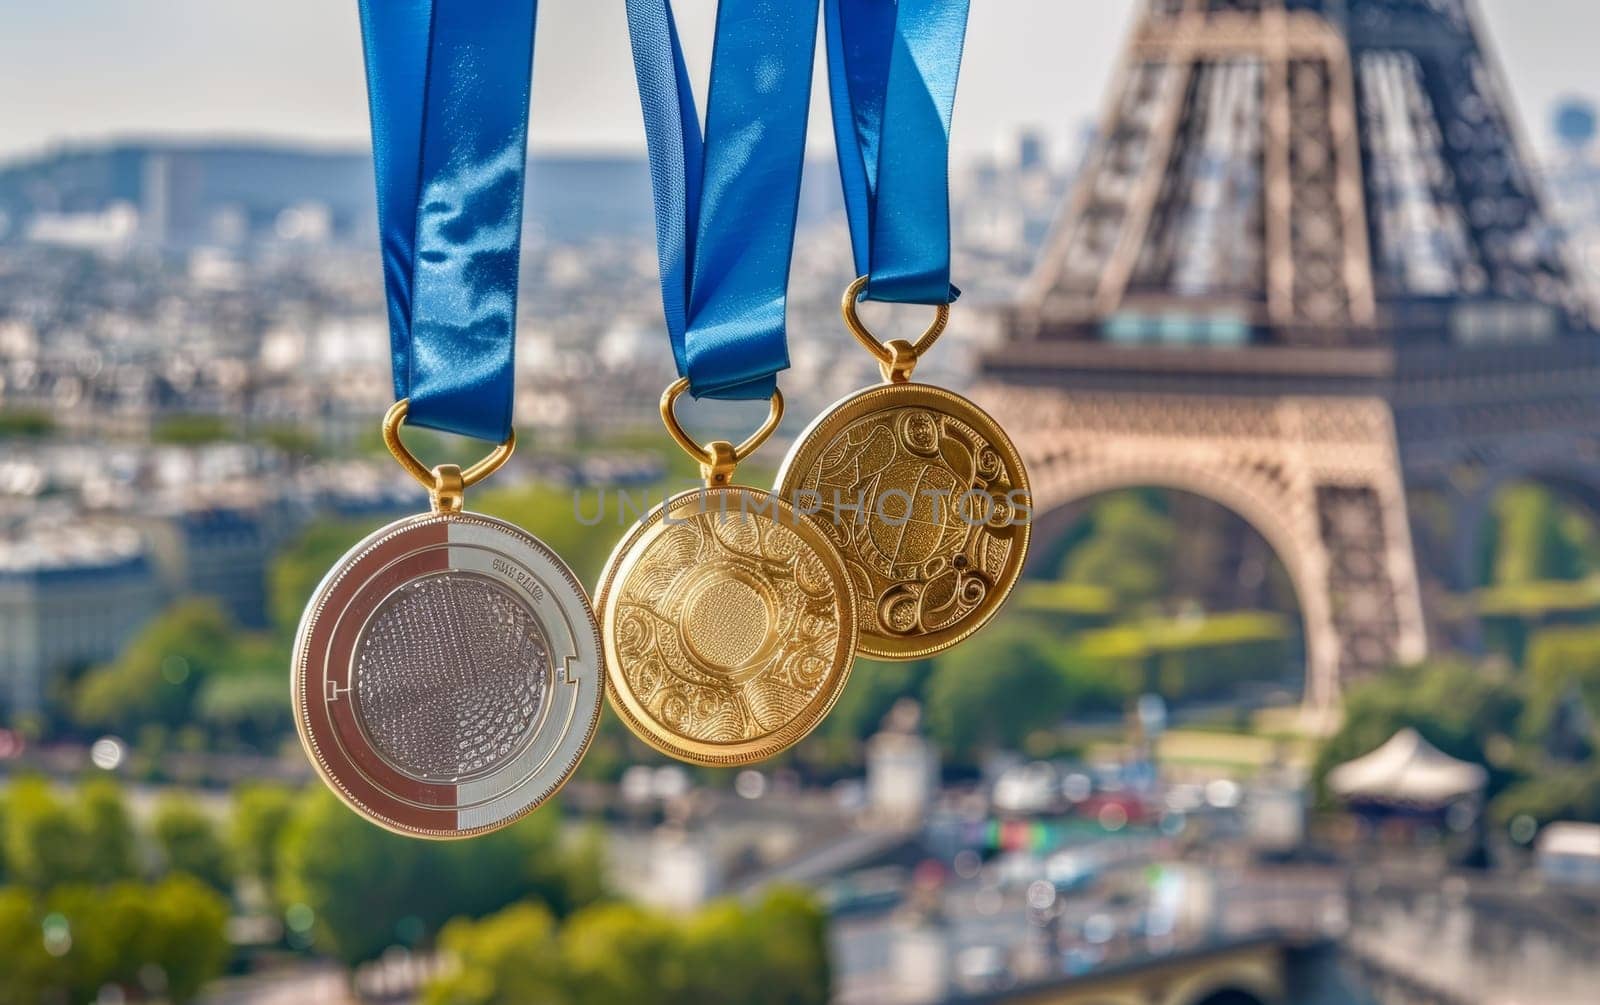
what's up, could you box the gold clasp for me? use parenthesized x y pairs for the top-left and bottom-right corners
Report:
(382, 399), (516, 514)
(659, 377), (784, 487)
(841, 275), (951, 383)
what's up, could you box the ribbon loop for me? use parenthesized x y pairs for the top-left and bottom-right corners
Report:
(825, 0), (969, 306)
(359, 0), (538, 442)
(626, 0), (819, 400)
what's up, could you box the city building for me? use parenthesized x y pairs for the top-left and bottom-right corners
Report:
(133, 492), (298, 630)
(0, 524), (160, 717)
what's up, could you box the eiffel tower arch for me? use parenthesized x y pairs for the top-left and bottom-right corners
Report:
(977, 0), (1600, 712)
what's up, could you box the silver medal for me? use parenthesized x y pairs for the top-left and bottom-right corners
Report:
(292, 510), (601, 838)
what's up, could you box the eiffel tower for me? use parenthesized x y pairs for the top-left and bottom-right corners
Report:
(977, 0), (1600, 712)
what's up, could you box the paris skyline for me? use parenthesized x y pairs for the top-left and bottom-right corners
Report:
(5, 0), (1600, 165)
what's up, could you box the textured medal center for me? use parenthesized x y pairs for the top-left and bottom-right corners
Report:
(682, 577), (771, 671)
(355, 572), (550, 783)
(610, 505), (850, 746)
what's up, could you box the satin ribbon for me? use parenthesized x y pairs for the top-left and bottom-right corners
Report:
(825, 0), (969, 305)
(358, 0), (537, 442)
(625, 0), (819, 400)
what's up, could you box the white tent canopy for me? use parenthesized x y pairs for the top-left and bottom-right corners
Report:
(1328, 727), (1487, 807)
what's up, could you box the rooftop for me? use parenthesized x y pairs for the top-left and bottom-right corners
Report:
(0, 522), (146, 576)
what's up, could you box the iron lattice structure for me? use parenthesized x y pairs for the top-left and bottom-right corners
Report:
(981, 0), (1600, 711)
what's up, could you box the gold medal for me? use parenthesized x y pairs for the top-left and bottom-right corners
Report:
(596, 380), (859, 765)
(292, 402), (603, 838)
(775, 278), (1030, 660)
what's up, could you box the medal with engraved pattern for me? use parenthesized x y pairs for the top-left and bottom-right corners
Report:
(614, 1), (853, 761)
(788, 1), (1024, 658)
(292, 404), (603, 838)
(596, 381), (859, 765)
(775, 280), (1030, 660)
(295, 2), (602, 837)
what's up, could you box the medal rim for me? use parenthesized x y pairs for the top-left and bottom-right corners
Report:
(773, 380), (1031, 661)
(595, 485), (860, 767)
(291, 510), (604, 840)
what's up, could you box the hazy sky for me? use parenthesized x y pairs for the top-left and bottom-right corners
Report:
(2, 1), (1598, 163)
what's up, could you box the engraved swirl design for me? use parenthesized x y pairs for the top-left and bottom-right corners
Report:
(783, 391), (1027, 656)
(355, 572), (550, 783)
(611, 507), (846, 745)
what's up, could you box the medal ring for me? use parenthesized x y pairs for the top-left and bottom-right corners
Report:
(841, 275), (951, 383)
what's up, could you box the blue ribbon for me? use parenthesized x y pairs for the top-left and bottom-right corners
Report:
(625, 0), (820, 400)
(825, 0), (969, 305)
(358, 0), (537, 443)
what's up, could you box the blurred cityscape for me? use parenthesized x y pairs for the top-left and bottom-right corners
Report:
(6, 2), (1600, 1004)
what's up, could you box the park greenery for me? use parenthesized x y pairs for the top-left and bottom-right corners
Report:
(7, 466), (1600, 1000)
(37, 478), (1600, 799)
(1313, 652), (1600, 830)
(0, 876), (228, 1005)
(0, 408), (55, 439)
(1302, 483), (1600, 828)
(0, 771), (830, 1005)
(423, 889), (829, 1005)
(48, 485), (1307, 778)
(30, 477), (1600, 803)
(278, 787), (604, 964)
(0, 774), (619, 1003)
(0, 778), (232, 1003)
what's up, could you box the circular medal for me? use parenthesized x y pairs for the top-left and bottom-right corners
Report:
(292, 510), (602, 838)
(598, 380), (859, 765)
(597, 486), (858, 765)
(775, 280), (1030, 660)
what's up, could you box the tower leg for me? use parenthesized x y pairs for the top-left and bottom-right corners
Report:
(976, 386), (1428, 716)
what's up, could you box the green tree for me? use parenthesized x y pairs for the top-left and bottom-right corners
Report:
(47, 875), (230, 1004)
(276, 787), (600, 964)
(1060, 492), (1176, 611)
(681, 889), (829, 1005)
(255, 423), (323, 459)
(196, 671), (292, 746)
(276, 787), (424, 963)
(193, 630), (291, 746)
(3, 778), (87, 890)
(558, 902), (685, 1005)
(0, 887), (65, 1005)
(426, 902), (566, 1005)
(2, 778), (144, 890)
(1313, 659), (1522, 802)
(925, 620), (1077, 761)
(138, 874), (234, 1002)
(1520, 624), (1600, 746)
(230, 783), (297, 891)
(75, 600), (238, 735)
(425, 889), (830, 1005)
(153, 795), (234, 891)
(1491, 764), (1600, 829)
(77, 778), (139, 884)
(757, 887), (833, 1005)
(544, 824), (607, 920)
